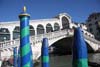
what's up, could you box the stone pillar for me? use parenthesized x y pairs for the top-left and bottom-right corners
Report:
(34, 27), (37, 36)
(44, 27), (46, 34)
(8, 27), (14, 41)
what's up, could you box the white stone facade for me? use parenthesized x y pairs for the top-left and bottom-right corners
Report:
(0, 13), (94, 41)
(0, 13), (99, 61)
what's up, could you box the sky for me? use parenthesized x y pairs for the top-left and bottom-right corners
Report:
(0, 0), (100, 23)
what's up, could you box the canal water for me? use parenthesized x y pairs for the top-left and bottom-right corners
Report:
(35, 53), (100, 67)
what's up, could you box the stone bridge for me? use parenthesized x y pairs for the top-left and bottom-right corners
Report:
(0, 29), (100, 60)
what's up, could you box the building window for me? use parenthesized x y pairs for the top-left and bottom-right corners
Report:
(87, 19), (91, 22)
(97, 32), (99, 36)
(96, 26), (99, 30)
(90, 28), (93, 32)
(98, 29), (100, 33)
(95, 21), (98, 25)
(95, 17), (97, 20)
(88, 23), (92, 27)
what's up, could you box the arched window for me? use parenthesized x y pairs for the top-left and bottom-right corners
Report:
(0, 28), (10, 41)
(46, 23), (53, 33)
(37, 24), (44, 34)
(13, 25), (35, 39)
(13, 26), (20, 39)
(30, 25), (35, 36)
(62, 16), (69, 29)
(54, 23), (60, 31)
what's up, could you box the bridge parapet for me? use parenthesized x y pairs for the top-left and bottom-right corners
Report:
(0, 29), (100, 61)
(0, 29), (74, 50)
(0, 29), (100, 51)
(0, 40), (15, 49)
(84, 35), (100, 45)
(30, 29), (74, 45)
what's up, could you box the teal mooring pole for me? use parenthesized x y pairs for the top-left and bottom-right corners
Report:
(13, 47), (17, 67)
(41, 38), (49, 67)
(72, 27), (88, 67)
(19, 6), (33, 67)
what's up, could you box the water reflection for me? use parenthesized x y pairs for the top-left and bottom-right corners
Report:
(88, 53), (100, 64)
(36, 53), (100, 67)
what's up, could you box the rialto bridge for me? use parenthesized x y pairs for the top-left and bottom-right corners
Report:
(0, 13), (100, 60)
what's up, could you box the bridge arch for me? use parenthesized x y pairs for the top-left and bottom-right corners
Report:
(49, 37), (73, 54)
(62, 16), (70, 29)
(0, 28), (10, 41)
(54, 23), (60, 31)
(37, 24), (45, 34)
(49, 37), (94, 54)
(46, 23), (53, 33)
(13, 25), (35, 39)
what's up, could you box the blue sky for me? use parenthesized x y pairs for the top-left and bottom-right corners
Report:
(0, 0), (100, 23)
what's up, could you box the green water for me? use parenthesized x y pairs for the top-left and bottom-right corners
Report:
(35, 53), (100, 67)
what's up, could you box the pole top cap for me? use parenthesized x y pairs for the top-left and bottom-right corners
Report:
(23, 6), (26, 13)
(19, 6), (30, 18)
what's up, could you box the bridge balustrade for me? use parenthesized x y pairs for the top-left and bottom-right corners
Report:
(0, 28), (100, 61)
(0, 40), (15, 49)
(0, 29), (100, 51)
(0, 29), (73, 49)
(84, 35), (100, 45)
(30, 29), (71, 44)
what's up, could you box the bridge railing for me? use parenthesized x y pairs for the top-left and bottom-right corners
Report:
(0, 29), (74, 50)
(0, 29), (100, 50)
(84, 34), (100, 45)
(0, 40), (15, 49)
(30, 29), (74, 44)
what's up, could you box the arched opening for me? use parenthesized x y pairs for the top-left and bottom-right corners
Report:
(54, 23), (60, 31)
(37, 24), (44, 35)
(62, 16), (69, 29)
(49, 37), (73, 55)
(46, 23), (53, 33)
(0, 28), (10, 41)
(30, 25), (35, 36)
(13, 25), (35, 39)
(13, 26), (20, 39)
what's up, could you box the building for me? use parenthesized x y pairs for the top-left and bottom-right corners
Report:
(86, 12), (100, 40)
(0, 13), (70, 41)
(0, 13), (94, 42)
(0, 12), (99, 61)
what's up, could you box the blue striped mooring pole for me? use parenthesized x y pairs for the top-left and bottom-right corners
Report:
(41, 38), (49, 67)
(72, 27), (88, 67)
(19, 6), (33, 67)
(13, 47), (17, 67)
(17, 48), (21, 67)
